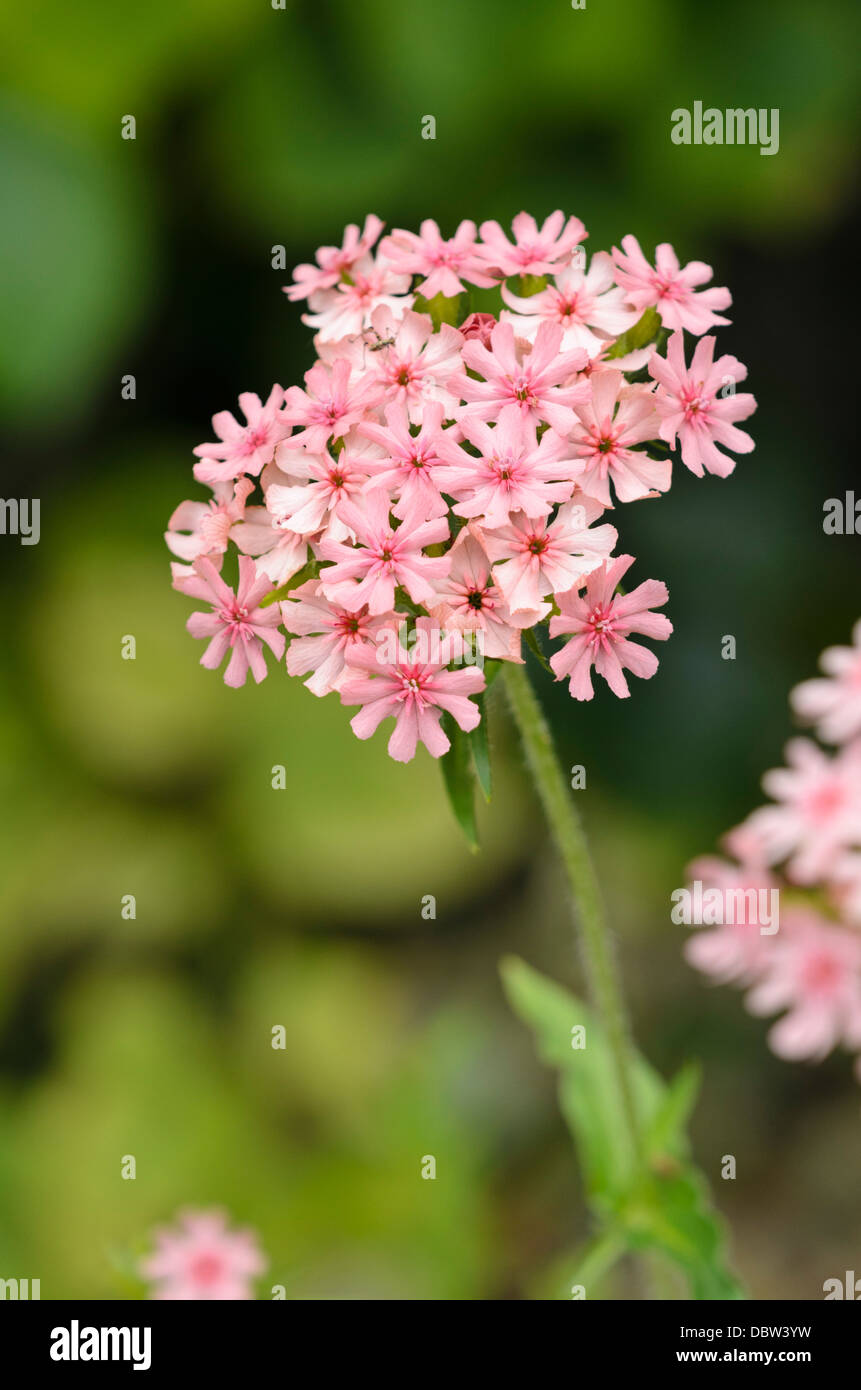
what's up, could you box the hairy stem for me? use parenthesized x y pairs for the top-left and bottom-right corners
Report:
(502, 661), (643, 1161)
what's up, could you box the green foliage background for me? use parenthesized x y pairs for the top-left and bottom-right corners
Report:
(0, 0), (858, 1298)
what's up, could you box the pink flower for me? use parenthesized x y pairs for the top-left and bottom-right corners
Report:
(380, 219), (496, 298)
(281, 582), (395, 696)
(453, 321), (589, 434)
(362, 308), (465, 422)
(139, 1208), (266, 1301)
(318, 490), (450, 614)
(649, 332), (756, 478)
(264, 436), (377, 539)
(549, 553), (672, 700)
(611, 235), (732, 335)
(791, 620), (861, 744)
(569, 370), (668, 506)
(339, 617), (485, 762)
(501, 253), (639, 354)
(229, 465), (310, 584)
(739, 738), (861, 883)
(282, 359), (382, 452)
(429, 523), (532, 662)
(483, 498), (617, 615)
(477, 210), (587, 279)
(302, 252), (413, 341)
(434, 412), (575, 529)
(193, 387), (290, 484)
(176, 556), (286, 686)
(828, 851), (861, 927)
(358, 401), (449, 521)
(458, 312), (497, 346)
(682, 855), (779, 985)
(284, 214), (385, 300)
(166, 478), (254, 561)
(744, 910), (861, 1062)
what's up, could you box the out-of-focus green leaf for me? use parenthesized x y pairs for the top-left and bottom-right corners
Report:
(500, 957), (744, 1300)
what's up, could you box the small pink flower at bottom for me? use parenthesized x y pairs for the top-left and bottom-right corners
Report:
(744, 911), (861, 1062)
(139, 1208), (266, 1301)
(340, 617), (485, 762)
(178, 555), (285, 687)
(549, 554), (672, 700)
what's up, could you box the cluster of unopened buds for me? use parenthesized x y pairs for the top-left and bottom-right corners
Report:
(685, 622), (861, 1078)
(168, 211), (757, 762)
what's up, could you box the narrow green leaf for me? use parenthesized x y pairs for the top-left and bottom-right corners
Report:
(523, 626), (554, 675)
(439, 712), (479, 851)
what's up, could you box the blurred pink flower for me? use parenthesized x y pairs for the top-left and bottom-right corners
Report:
(791, 620), (861, 744)
(140, 1208), (266, 1301)
(745, 911), (861, 1062)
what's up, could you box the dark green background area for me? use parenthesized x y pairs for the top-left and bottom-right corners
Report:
(0, 0), (858, 1298)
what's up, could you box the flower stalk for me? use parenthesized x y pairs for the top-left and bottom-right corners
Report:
(502, 660), (643, 1161)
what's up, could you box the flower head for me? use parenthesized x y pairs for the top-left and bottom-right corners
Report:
(140, 1208), (266, 1300)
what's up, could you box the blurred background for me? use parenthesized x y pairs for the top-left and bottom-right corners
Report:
(0, 0), (859, 1299)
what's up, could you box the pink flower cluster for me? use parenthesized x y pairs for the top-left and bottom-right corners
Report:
(685, 622), (861, 1075)
(139, 1208), (266, 1300)
(168, 212), (756, 761)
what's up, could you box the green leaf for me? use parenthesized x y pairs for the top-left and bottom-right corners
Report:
(500, 956), (745, 1300)
(413, 291), (465, 329)
(523, 626), (554, 676)
(507, 273), (549, 298)
(605, 307), (662, 360)
(259, 561), (319, 607)
(439, 712), (479, 851)
(470, 695), (492, 802)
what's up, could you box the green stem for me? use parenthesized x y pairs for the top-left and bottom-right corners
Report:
(502, 662), (643, 1161)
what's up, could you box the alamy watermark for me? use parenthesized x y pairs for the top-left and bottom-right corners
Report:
(671, 102), (779, 157)
(671, 880), (779, 934)
(0, 498), (40, 545)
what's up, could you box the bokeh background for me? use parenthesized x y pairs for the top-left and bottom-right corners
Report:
(0, 0), (859, 1299)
